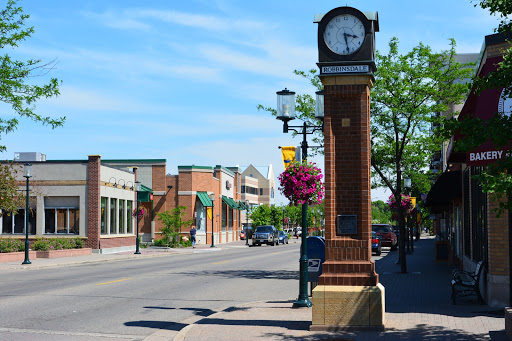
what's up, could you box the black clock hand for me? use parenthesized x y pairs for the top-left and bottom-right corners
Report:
(343, 33), (349, 53)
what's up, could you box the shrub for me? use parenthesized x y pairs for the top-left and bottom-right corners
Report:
(0, 238), (24, 253)
(154, 238), (167, 247)
(31, 238), (85, 251)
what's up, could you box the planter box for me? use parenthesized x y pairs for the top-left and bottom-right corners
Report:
(36, 248), (92, 259)
(0, 251), (37, 263)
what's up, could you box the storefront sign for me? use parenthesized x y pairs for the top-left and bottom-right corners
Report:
(321, 65), (369, 74)
(466, 149), (508, 166)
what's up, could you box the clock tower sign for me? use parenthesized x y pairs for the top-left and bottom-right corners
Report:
(311, 7), (385, 330)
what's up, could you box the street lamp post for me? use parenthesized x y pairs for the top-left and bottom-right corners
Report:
(22, 163), (32, 265)
(134, 181), (141, 254)
(276, 88), (324, 308)
(245, 200), (249, 246)
(210, 193), (216, 248)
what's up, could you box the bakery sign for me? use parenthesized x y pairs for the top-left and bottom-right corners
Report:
(466, 149), (507, 166)
(466, 90), (511, 165)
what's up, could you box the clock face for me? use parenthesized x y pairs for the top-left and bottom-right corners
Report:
(324, 14), (365, 55)
(498, 89), (512, 117)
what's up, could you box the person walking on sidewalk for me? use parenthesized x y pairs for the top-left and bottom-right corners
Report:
(190, 226), (197, 248)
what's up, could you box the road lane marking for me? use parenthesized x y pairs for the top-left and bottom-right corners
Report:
(272, 252), (280, 255)
(97, 278), (131, 285)
(213, 261), (230, 265)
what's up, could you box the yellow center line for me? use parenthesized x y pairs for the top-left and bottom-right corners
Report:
(271, 252), (281, 255)
(97, 278), (131, 286)
(213, 261), (230, 265)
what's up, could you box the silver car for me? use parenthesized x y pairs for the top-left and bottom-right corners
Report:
(252, 225), (278, 246)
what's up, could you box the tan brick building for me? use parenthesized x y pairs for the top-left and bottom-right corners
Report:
(1, 155), (244, 253)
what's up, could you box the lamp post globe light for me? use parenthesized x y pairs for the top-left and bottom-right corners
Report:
(210, 193), (215, 248)
(276, 87), (324, 308)
(245, 200), (249, 246)
(134, 181), (141, 254)
(22, 163), (32, 265)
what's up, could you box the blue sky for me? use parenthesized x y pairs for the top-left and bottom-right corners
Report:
(0, 0), (501, 204)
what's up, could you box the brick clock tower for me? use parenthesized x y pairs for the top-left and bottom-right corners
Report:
(311, 7), (385, 329)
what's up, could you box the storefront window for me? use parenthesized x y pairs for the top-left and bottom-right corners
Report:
(1, 210), (35, 234)
(69, 209), (79, 235)
(56, 209), (67, 233)
(119, 199), (125, 234)
(44, 208), (79, 234)
(2, 213), (12, 234)
(101, 197), (107, 234)
(222, 202), (227, 232)
(195, 199), (205, 231)
(127, 200), (133, 234)
(110, 198), (116, 234)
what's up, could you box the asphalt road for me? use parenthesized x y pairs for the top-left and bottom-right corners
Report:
(0, 241), (304, 340)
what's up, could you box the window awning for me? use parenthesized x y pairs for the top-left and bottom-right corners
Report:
(222, 196), (240, 209)
(425, 171), (462, 208)
(238, 201), (247, 210)
(197, 191), (213, 207)
(138, 184), (153, 202)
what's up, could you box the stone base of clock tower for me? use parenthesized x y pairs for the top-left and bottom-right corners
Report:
(310, 74), (385, 330)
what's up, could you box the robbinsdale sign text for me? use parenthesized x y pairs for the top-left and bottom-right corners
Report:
(321, 65), (369, 74)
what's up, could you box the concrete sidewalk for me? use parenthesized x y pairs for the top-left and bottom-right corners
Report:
(173, 236), (508, 341)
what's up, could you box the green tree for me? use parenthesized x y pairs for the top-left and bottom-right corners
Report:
(0, 0), (65, 152)
(371, 37), (474, 272)
(157, 206), (194, 247)
(269, 205), (283, 229)
(248, 205), (270, 227)
(0, 161), (25, 215)
(284, 204), (302, 227)
(371, 200), (391, 224)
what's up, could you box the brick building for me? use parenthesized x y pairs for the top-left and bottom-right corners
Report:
(2, 155), (138, 253)
(427, 32), (512, 307)
(1, 155), (246, 252)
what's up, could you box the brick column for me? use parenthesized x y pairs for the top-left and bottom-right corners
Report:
(319, 75), (378, 287)
(311, 75), (384, 330)
(87, 155), (101, 249)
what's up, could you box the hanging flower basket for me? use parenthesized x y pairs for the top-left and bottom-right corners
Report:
(278, 161), (325, 206)
(387, 193), (413, 221)
(132, 207), (148, 219)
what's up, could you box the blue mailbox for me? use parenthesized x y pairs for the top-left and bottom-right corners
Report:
(307, 236), (325, 282)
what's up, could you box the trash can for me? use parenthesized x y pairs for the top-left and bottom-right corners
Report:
(307, 236), (325, 294)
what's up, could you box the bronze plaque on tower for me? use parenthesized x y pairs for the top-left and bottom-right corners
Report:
(336, 215), (357, 235)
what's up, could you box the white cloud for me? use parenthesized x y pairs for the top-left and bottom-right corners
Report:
(81, 10), (151, 31)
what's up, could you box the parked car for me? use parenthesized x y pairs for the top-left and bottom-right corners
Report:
(278, 230), (289, 244)
(371, 231), (382, 256)
(372, 224), (397, 250)
(252, 225), (279, 246)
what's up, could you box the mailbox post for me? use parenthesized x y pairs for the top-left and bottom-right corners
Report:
(307, 236), (326, 293)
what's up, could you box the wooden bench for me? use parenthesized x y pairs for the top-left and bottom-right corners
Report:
(451, 261), (485, 304)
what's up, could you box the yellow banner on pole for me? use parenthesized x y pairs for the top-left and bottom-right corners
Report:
(207, 207), (212, 220)
(281, 146), (296, 168)
(410, 197), (416, 208)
